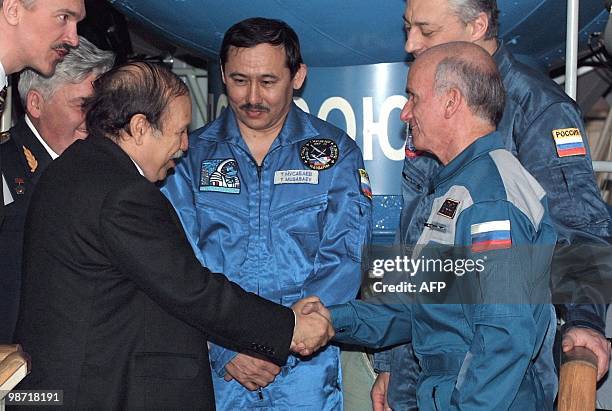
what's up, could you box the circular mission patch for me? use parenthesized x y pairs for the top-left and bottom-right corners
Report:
(300, 139), (339, 170)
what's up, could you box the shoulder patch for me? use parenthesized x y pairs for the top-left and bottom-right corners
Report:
(358, 169), (372, 200)
(552, 128), (586, 157)
(470, 220), (512, 253)
(437, 198), (459, 219)
(300, 139), (339, 170)
(199, 159), (241, 194)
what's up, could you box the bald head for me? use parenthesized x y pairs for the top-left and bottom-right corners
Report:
(414, 41), (504, 125)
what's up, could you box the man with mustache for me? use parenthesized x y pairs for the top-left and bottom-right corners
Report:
(0, 0), (85, 343)
(162, 17), (372, 410)
(14, 61), (335, 409)
(0, 36), (114, 344)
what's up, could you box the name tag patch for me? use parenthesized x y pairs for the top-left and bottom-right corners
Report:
(437, 199), (459, 219)
(470, 220), (512, 252)
(274, 170), (319, 185)
(552, 128), (586, 157)
(199, 159), (241, 194)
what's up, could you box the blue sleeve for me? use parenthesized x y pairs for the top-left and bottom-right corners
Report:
(330, 299), (412, 348)
(448, 202), (554, 410)
(301, 140), (372, 305)
(161, 156), (238, 377)
(513, 101), (609, 333)
(372, 348), (392, 373)
(377, 153), (440, 373)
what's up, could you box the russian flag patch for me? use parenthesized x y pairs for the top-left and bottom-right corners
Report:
(552, 128), (586, 157)
(359, 169), (372, 200)
(470, 220), (512, 252)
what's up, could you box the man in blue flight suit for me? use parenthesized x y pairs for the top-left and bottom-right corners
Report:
(370, 1), (612, 409)
(302, 40), (557, 411)
(162, 18), (372, 410)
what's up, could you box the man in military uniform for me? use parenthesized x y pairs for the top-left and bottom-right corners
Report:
(0, 0), (84, 223)
(0, 36), (113, 343)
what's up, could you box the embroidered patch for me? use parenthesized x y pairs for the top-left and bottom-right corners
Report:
(274, 170), (319, 185)
(22, 146), (38, 173)
(199, 159), (240, 194)
(552, 128), (586, 157)
(437, 199), (459, 219)
(359, 169), (372, 200)
(300, 139), (339, 170)
(470, 220), (512, 253)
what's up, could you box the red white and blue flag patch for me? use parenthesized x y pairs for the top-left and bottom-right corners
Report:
(470, 220), (512, 253)
(359, 169), (372, 200)
(552, 128), (586, 157)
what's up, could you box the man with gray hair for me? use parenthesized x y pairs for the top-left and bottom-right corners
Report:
(303, 41), (557, 410)
(368, 1), (612, 409)
(0, 35), (114, 343)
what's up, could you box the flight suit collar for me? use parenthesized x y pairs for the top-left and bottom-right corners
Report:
(433, 131), (504, 190)
(493, 42), (514, 79)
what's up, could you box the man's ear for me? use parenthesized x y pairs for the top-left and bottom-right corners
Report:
(468, 12), (489, 42)
(127, 114), (150, 145)
(3, 0), (22, 26)
(26, 90), (44, 119)
(292, 64), (307, 90)
(443, 87), (462, 119)
(221, 64), (227, 85)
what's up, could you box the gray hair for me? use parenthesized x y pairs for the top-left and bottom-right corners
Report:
(433, 46), (505, 125)
(18, 36), (115, 105)
(447, 0), (499, 40)
(0, 1), (37, 9)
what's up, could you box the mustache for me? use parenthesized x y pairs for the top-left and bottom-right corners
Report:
(171, 149), (185, 160)
(239, 103), (270, 112)
(52, 43), (73, 53)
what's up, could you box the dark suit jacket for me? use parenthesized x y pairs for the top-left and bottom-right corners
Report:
(14, 135), (294, 410)
(0, 118), (52, 343)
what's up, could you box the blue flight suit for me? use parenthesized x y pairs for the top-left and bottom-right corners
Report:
(376, 43), (611, 410)
(162, 103), (372, 410)
(333, 132), (557, 410)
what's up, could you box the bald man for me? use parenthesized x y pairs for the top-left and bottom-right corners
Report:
(306, 42), (557, 411)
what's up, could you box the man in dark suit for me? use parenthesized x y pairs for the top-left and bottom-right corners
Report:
(0, 36), (114, 343)
(14, 61), (334, 409)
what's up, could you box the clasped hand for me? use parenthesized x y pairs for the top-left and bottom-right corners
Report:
(290, 296), (334, 356)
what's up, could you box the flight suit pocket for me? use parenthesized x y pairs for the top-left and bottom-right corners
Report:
(271, 195), (326, 258)
(547, 163), (610, 231)
(345, 199), (371, 262)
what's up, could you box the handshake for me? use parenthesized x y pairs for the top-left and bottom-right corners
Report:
(290, 296), (334, 357)
(224, 296), (334, 391)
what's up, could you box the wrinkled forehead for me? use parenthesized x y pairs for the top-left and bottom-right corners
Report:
(405, 0), (455, 25)
(29, 0), (86, 19)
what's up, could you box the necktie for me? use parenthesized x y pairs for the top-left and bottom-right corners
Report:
(0, 86), (6, 115)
